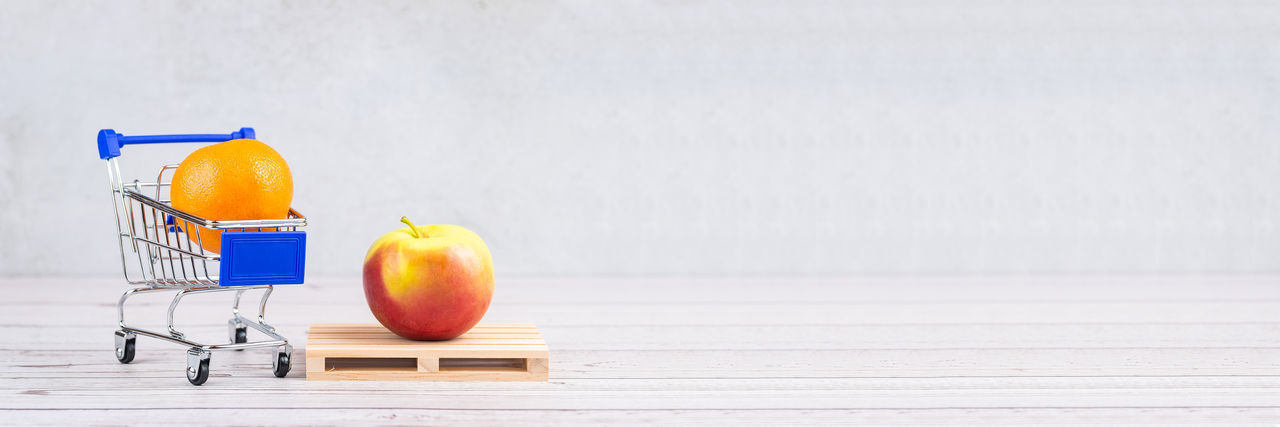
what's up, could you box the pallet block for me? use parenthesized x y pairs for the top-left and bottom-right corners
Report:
(305, 323), (549, 381)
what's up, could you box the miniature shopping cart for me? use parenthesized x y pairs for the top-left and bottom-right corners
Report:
(98, 127), (306, 385)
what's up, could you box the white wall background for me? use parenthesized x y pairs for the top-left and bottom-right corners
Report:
(1, 0), (1278, 277)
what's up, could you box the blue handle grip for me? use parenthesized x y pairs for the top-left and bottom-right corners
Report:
(98, 127), (255, 159)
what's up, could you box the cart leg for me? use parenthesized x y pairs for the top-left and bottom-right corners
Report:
(229, 289), (248, 348)
(166, 288), (197, 339)
(256, 285), (278, 334)
(117, 287), (146, 328)
(231, 288), (247, 318)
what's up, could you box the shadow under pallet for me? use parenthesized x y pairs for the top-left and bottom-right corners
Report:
(305, 323), (549, 381)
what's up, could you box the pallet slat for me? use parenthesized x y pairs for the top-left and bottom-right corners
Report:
(305, 323), (549, 382)
(312, 323), (538, 329)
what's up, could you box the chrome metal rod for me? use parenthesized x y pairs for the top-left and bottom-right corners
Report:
(166, 288), (195, 338)
(120, 285), (287, 350)
(231, 288), (247, 318)
(122, 190), (306, 229)
(118, 286), (170, 327)
(256, 286), (274, 329)
(123, 325), (286, 351)
(233, 315), (289, 343)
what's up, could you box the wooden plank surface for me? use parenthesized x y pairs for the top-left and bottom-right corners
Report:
(1, 276), (1278, 425)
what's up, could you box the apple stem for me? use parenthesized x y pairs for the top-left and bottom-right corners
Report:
(400, 216), (422, 238)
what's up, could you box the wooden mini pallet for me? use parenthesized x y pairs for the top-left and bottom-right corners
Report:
(305, 323), (548, 381)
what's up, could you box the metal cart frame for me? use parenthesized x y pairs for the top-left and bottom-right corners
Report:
(99, 127), (307, 385)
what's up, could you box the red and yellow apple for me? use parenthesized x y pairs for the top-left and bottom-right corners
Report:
(362, 217), (494, 340)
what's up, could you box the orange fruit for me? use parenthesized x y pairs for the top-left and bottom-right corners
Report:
(170, 139), (293, 253)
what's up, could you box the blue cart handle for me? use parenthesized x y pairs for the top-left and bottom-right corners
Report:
(98, 127), (255, 159)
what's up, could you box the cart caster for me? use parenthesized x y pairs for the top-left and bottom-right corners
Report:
(186, 348), (211, 385)
(228, 320), (247, 349)
(273, 345), (292, 378)
(114, 330), (135, 364)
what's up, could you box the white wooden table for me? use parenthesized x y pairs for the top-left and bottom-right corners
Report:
(2, 276), (1278, 424)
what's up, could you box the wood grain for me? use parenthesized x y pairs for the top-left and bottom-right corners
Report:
(1, 276), (1277, 425)
(306, 323), (549, 381)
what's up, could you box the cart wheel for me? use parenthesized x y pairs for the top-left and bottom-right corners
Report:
(186, 348), (211, 386)
(228, 320), (248, 349)
(114, 330), (135, 364)
(273, 347), (291, 378)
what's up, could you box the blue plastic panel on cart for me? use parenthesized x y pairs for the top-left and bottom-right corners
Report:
(218, 231), (306, 286)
